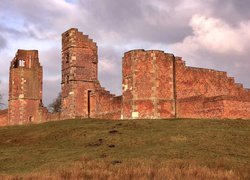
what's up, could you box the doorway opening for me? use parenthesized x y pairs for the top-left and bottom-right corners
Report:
(87, 90), (92, 118)
(29, 116), (33, 122)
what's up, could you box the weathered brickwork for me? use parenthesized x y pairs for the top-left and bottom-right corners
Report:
(61, 28), (99, 119)
(0, 109), (8, 126)
(175, 58), (250, 99)
(1, 28), (249, 126)
(8, 50), (48, 125)
(61, 28), (121, 120)
(90, 90), (122, 119)
(122, 50), (175, 119)
(121, 50), (250, 119)
(175, 57), (250, 119)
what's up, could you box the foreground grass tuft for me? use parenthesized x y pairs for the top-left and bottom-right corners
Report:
(0, 118), (249, 179)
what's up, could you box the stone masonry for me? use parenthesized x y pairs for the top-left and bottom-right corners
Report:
(0, 28), (249, 126)
(8, 50), (47, 125)
(61, 28), (121, 120)
(122, 51), (250, 119)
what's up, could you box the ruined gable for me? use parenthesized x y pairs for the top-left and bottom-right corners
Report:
(8, 50), (45, 125)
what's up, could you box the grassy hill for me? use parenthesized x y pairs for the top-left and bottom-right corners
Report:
(0, 118), (249, 179)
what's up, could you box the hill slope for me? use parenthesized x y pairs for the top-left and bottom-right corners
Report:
(0, 119), (249, 179)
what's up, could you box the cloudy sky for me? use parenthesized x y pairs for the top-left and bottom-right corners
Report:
(0, 0), (250, 108)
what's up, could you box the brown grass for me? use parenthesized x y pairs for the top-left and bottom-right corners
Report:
(0, 158), (249, 180)
(0, 119), (249, 179)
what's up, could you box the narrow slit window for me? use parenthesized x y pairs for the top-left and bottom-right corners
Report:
(66, 75), (70, 84)
(66, 54), (70, 63)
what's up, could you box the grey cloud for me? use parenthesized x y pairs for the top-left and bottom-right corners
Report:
(0, 81), (8, 108)
(39, 47), (62, 106)
(0, 0), (70, 40)
(0, 0), (193, 44)
(206, 0), (250, 25)
(98, 45), (123, 95)
(40, 47), (61, 78)
(0, 25), (27, 40)
(78, 0), (192, 44)
(43, 79), (61, 106)
(79, 0), (143, 28)
(0, 35), (7, 50)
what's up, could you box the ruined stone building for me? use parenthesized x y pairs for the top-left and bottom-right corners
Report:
(0, 28), (250, 126)
(8, 50), (48, 125)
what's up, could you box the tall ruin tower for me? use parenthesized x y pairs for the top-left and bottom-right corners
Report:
(61, 28), (99, 119)
(8, 50), (43, 125)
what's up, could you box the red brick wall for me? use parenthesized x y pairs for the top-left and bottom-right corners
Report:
(177, 96), (224, 119)
(3, 28), (248, 126)
(90, 89), (122, 119)
(122, 50), (175, 119)
(61, 28), (99, 119)
(121, 51), (250, 120)
(47, 112), (61, 121)
(222, 97), (250, 119)
(8, 50), (44, 125)
(0, 109), (8, 126)
(61, 28), (122, 120)
(175, 57), (250, 119)
(175, 58), (250, 99)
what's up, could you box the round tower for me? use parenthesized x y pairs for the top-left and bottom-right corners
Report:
(121, 50), (176, 119)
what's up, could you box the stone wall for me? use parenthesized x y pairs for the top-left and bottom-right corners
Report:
(121, 50), (250, 120)
(0, 109), (8, 126)
(1, 28), (249, 127)
(61, 28), (122, 120)
(122, 50), (175, 119)
(175, 58), (250, 99)
(47, 112), (61, 121)
(175, 57), (250, 119)
(90, 89), (122, 119)
(61, 28), (100, 119)
(8, 50), (46, 125)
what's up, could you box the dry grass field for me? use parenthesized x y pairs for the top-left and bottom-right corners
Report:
(0, 118), (249, 179)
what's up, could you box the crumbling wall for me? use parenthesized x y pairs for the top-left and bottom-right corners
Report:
(175, 58), (250, 99)
(177, 96), (224, 119)
(222, 97), (250, 119)
(175, 57), (250, 119)
(0, 109), (8, 126)
(61, 28), (122, 120)
(122, 50), (175, 119)
(2, 28), (249, 126)
(61, 28), (100, 119)
(47, 112), (61, 121)
(90, 89), (122, 119)
(8, 50), (45, 125)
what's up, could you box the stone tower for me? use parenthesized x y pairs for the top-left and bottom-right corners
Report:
(8, 50), (43, 125)
(61, 28), (99, 119)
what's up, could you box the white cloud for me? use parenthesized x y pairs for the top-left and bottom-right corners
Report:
(172, 15), (250, 55)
